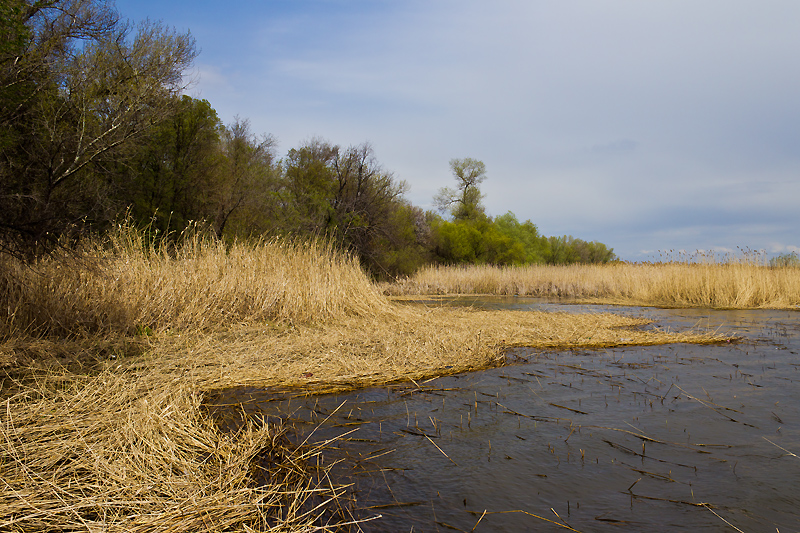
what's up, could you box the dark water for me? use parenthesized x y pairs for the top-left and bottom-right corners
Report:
(207, 298), (800, 532)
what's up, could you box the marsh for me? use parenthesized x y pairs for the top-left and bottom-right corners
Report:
(208, 299), (800, 531)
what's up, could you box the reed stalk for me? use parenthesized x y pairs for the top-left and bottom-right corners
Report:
(384, 260), (800, 309)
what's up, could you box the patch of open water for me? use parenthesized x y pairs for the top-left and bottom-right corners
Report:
(207, 298), (800, 532)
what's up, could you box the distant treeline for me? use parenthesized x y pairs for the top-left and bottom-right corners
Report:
(0, 0), (614, 278)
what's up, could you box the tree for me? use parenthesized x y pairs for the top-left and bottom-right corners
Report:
(124, 95), (223, 235)
(0, 0), (196, 256)
(544, 235), (615, 264)
(282, 137), (338, 235)
(494, 212), (547, 264)
(282, 138), (419, 278)
(212, 118), (278, 238)
(433, 157), (487, 221)
(329, 142), (409, 264)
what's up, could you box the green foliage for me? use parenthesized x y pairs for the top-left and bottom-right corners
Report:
(545, 235), (616, 264)
(125, 96), (224, 236)
(433, 218), (484, 263)
(283, 137), (338, 234)
(493, 212), (548, 264)
(117, 101), (280, 241)
(281, 139), (421, 279)
(431, 216), (525, 266)
(434, 157), (488, 221)
(430, 214), (615, 267)
(770, 252), (800, 268)
(0, 0), (32, 150)
(368, 203), (432, 278)
(212, 118), (279, 238)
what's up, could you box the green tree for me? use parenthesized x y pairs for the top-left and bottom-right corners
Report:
(493, 212), (548, 264)
(431, 216), (526, 266)
(212, 118), (278, 238)
(433, 157), (487, 221)
(282, 138), (417, 279)
(0, 0), (196, 256)
(0, 0), (35, 153)
(124, 95), (223, 235)
(544, 235), (615, 264)
(283, 137), (338, 235)
(367, 202), (432, 278)
(432, 219), (484, 264)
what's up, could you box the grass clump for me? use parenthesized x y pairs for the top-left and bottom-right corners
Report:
(0, 221), (389, 340)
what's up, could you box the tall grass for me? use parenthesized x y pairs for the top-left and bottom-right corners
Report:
(385, 259), (800, 309)
(0, 222), (390, 339)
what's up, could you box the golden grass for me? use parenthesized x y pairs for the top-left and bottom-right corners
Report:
(0, 222), (389, 339)
(384, 261), (800, 309)
(1, 370), (358, 532)
(0, 226), (732, 531)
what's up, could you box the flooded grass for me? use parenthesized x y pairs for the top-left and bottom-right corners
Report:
(385, 260), (800, 309)
(206, 302), (800, 531)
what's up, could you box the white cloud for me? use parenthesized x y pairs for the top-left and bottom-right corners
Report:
(767, 243), (800, 254)
(120, 0), (800, 261)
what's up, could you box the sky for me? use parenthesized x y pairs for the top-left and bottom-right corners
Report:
(114, 0), (800, 261)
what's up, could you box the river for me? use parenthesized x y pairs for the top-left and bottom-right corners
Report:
(207, 297), (800, 532)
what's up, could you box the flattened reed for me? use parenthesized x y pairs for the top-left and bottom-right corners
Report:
(153, 308), (723, 395)
(1, 371), (354, 532)
(385, 260), (800, 309)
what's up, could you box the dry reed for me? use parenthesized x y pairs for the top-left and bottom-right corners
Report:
(1, 370), (356, 532)
(0, 225), (732, 531)
(384, 261), (800, 309)
(0, 221), (389, 339)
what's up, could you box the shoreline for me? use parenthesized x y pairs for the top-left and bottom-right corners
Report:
(1, 301), (732, 531)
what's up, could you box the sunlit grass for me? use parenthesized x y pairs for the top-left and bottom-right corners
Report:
(384, 254), (800, 309)
(0, 221), (390, 339)
(0, 226), (732, 531)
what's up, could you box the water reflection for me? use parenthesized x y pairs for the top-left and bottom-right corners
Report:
(206, 299), (800, 532)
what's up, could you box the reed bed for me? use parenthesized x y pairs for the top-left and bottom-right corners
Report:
(0, 226), (731, 531)
(384, 261), (800, 309)
(0, 222), (390, 339)
(1, 370), (357, 532)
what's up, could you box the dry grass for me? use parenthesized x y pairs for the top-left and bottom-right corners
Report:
(1, 371), (357, 532)
(150, 307), (726, 395)
(0, 222), (389, 339)
(384, 261), (800, 309)
(0, 226), (732, 531)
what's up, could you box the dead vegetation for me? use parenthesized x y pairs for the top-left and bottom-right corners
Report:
(384, 259), (800, 309)
(0, 225), (731, 531)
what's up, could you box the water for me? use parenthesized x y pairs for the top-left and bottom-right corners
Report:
(206, 298), (800, 532)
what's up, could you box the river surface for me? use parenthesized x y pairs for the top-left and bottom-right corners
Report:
(206, 298), (800, 532)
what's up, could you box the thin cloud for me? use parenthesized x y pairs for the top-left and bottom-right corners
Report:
(115, 0), (800, 260)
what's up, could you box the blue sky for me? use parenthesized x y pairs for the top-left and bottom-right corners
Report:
(115, 0), (800, 261)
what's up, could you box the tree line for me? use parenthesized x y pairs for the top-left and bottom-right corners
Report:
(1, 0), (615, 278)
